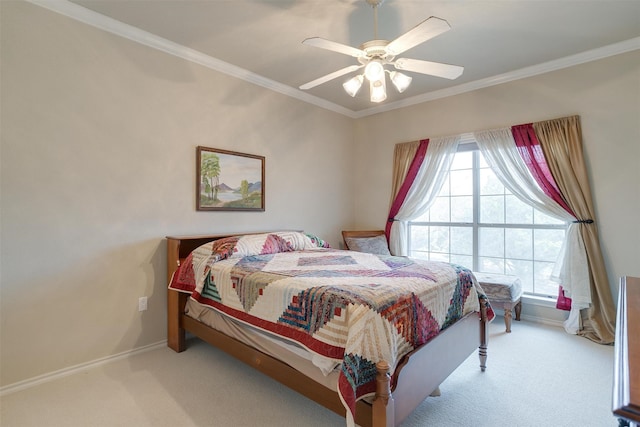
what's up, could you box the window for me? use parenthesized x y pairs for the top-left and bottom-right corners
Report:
(408, 147), (567, 297)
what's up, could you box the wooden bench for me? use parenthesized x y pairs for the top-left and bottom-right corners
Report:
(473, 272), (523, 333)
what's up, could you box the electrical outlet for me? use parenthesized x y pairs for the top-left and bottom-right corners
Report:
(138, 296), (148, 312)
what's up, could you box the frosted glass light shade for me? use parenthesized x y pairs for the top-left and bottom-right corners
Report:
(370, 77), (387, 103)
(390, 71), (412, 93)
(364, 60), (384, 82)
(343, 75), (364, 97)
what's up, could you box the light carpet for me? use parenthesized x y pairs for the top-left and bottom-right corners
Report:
(0, 318), (616, 426)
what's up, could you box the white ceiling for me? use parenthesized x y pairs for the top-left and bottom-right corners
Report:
(36, 0), (640, 118)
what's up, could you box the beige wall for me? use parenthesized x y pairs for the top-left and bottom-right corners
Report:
(0, 2), (354, 386)
(353, 50), (640, 310)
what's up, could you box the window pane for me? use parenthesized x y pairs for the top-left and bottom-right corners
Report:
(430, 253), (450, 263)
(534, 229), (565, 262)
(412, 251), (429, 261)
(534, 261), (558, 296)
(480, 195), (504, 223)
(451, 254), (472, 269)
(450, 170), (472, 196)
(451, 226), (473, 255)
(451, 151), (472, 170)
(507, 259), (533, 293)
(534, 209), (565, 225)
(505, 228), (533, 259)
(429, 197), (450, 222)
(479, 256), (504, 274)
(430, 226), (450, 253)
(479, 168), (503, 195)
(506, 195), (533, 224)
(451, 196), (473, 222)
(479, 227), (504, 257)
(410, 226), (429, 252)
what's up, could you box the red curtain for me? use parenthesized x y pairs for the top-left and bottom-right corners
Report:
(511, 124), (575, 216)
(511, 123), (576, 311)
(385, 139), (429, 241)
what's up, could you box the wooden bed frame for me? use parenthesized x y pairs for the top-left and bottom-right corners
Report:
(166, 233), (488, 427)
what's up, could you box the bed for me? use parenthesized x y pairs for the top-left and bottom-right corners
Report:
(166, 231), (492, 427)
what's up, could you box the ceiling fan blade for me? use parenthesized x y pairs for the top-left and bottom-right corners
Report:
(302, 37), (365, 58)
(394, 58), (463, 80)
(299, 65), (364, 90)
(386, 17), (451, 56)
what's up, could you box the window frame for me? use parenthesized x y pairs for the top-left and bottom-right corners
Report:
(407, 141), (568, 298)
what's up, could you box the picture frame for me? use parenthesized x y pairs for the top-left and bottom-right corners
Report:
(196, 146), (265, 211)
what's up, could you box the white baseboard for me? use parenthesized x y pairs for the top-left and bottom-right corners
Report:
(1, 301), (567, 396)
(0, 340), (167, 397)
(492, 296), (567, 329)
(515, 312), (565, 328)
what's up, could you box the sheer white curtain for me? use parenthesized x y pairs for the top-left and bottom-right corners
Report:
(473, 128), (590, 334)
(389, 136), (460, 256)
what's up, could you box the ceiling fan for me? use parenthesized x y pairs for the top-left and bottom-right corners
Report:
(299, 0), (464, 103)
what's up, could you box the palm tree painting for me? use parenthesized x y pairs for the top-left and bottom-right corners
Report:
(196, 146), (265, 211)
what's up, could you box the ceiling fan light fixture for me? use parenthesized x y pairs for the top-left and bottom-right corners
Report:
(364, 60), (384, 82)
(343, 74), (364, 97)
(370, 77), (387, 103)
(299, 0), (464, 104)
(389, 71), (412, 93)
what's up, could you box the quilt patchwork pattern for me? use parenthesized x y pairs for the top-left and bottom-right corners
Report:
(170, 232), (493, 425)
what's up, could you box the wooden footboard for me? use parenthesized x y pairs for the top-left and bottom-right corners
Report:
(166, 234), (488, 427)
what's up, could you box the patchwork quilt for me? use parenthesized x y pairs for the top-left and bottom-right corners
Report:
(169, 231), (493, 426)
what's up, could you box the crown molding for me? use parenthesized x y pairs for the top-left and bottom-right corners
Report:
(353, 37), (640, 118)
(26, 0), (358, 118)
(27, 1), (640, 120)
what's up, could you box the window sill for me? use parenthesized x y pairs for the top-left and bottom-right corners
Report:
(522, 294), (557, 308)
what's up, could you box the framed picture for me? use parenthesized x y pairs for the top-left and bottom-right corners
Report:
(196, 146), (265, 211)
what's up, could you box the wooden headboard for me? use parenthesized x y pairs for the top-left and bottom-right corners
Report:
(167, 231), (286, 282)
(166, 234), (224, 284)
(165, 230), (300, 352)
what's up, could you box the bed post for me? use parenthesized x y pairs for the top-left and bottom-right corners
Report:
(372, 361), (395, 427)
(167, 290), (187, 352)
(167, 238), (186, 352)
(479, 303), (488, 372)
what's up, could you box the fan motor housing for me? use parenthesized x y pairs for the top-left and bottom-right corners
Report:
(359, 40), (394, 63)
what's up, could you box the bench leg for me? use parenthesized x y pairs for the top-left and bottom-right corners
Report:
(514, 300), (522, 321)
(504, 306), (513, 333)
